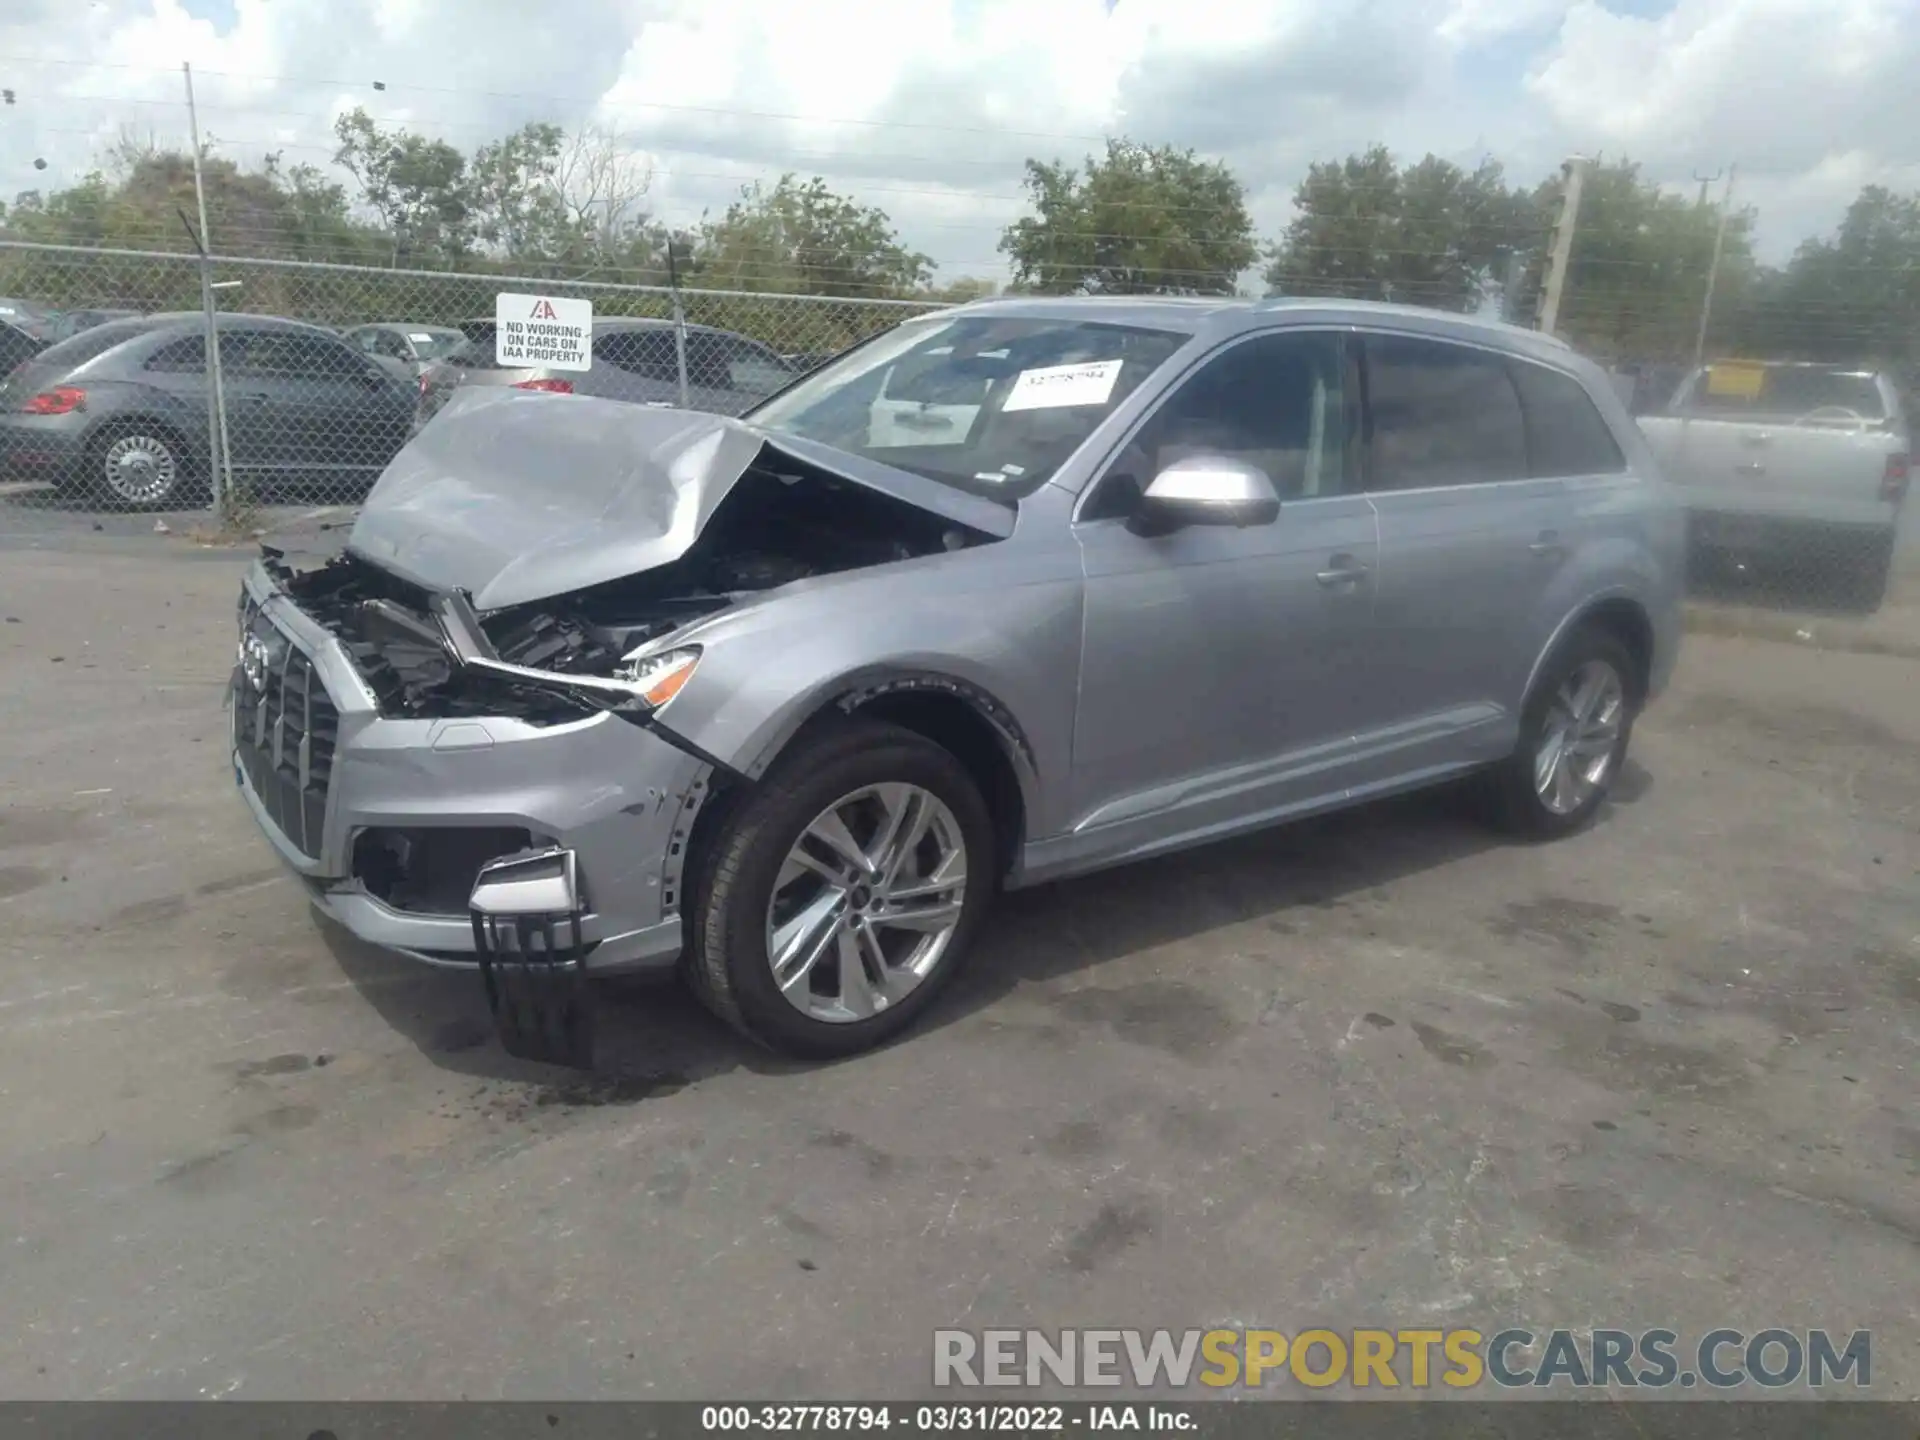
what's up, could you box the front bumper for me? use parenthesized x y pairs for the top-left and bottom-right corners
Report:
(229, 560), (712, 976)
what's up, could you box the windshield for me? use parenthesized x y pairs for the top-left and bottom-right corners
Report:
(1674, 364), (1888, 423)
(745, 314), (1190, 498)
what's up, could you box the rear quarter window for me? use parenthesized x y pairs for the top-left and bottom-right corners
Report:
(1509, 362), (1626, 477)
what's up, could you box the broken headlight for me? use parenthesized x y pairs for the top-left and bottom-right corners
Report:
(614, 645), (702, 710)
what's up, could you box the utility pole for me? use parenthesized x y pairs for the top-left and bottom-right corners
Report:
(183, 61), (235, 524)
(1537, 155), (1588, 337)
(1692, 167), (1722, 209)
(1690, 165), (1737, 377)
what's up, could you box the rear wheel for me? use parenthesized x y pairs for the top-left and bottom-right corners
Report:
(83, 422), (201, 510)
(1483, 626), (1639, 839)
(685, 719), (996, 1058)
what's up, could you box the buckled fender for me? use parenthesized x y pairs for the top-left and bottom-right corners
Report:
(468, 847), (595, 1068)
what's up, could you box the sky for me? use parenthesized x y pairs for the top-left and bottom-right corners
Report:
(1, 0), (1917, 281)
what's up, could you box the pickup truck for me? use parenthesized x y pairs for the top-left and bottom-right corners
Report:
(1637, 360), (1910, 609)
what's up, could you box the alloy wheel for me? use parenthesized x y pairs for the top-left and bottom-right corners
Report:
(763, 782), (969, 1024)
(1533, 659), (1625, 816)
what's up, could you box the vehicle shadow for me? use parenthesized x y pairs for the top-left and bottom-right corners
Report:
(320, 770), (1654, 1085)
(926, 783), (1516, 1041)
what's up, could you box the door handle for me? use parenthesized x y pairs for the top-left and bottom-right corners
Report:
(1315, 555), (1369, 587)
(1529, 531), (1567, 558)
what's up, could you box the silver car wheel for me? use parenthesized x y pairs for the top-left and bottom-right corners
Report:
(1533, 658), (1625, 816)
(101, 433), (178, 505)
(764, 782), (969, 1024)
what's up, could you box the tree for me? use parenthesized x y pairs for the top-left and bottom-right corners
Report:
(1728, 186), (1920, 373)
(1264, 146), (1528, 311)
(0, 141), (390, 313)
(467, 121), (574, 261)
(551, 122), (654, 261)
(691, 174), (931, 297)
(924, 275), (999, 304)
(999, 139), (1256, 295)
(1520, 158), (1757, 361)
(331, 107), (471, 266)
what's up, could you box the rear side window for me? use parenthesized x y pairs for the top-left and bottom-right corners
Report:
(1509, 362), (1626, 477)
(1677, 364), (1887, 422)
(1364, 335), (1527, 490)
(227, 331), (365, 378)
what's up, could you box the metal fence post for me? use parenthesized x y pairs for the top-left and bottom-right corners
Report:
(667, 239), (691, 409)
(183, 62), (235, 524)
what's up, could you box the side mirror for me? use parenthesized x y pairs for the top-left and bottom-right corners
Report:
(1129, 455), (1281, 536)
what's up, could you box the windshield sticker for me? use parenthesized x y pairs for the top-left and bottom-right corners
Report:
(1002, 359), (1123, 412)
(407, 332), (435, 343)
(973, 471), (1012, 483)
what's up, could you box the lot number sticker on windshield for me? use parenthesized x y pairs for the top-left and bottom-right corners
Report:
(1002, 359), (1123, 411)
(495, 293), (592, 372)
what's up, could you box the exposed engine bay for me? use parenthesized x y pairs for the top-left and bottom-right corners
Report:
(274, 452), (990, 723)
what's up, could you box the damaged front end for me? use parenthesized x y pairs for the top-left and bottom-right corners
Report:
(251, 390), (1007, 1068)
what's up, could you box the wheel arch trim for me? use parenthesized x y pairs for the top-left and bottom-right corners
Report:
(739, 664), (1042, 825)
(1522, 588), (1655, 707)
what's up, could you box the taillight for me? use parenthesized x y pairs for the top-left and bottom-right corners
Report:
(21, 385), (85, 415)
(1883, 452), (1910, 505)
(512, 378), (573, 394)
(417, 372), (430, 397)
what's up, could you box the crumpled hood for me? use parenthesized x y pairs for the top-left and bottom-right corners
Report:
(348, 387), (1014, 612)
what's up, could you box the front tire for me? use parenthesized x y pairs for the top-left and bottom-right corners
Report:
(685, 719), (996, 1058)
(1484, 626), (1639, 839)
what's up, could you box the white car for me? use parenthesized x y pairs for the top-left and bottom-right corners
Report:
(1638, 361), (1910, 609)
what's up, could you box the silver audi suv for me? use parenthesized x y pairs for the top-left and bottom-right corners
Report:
(229, 297), (1683, 1066)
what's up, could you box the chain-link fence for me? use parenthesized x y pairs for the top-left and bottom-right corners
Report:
(2, 235), (1914, 632)
(0, 238), (942, 524)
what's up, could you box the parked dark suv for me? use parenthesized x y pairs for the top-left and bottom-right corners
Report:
(0, 313), (417, 508)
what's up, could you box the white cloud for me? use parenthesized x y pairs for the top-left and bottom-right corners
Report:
(0, 0), (1913, 277)
(1527, 0), (1920, 256)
